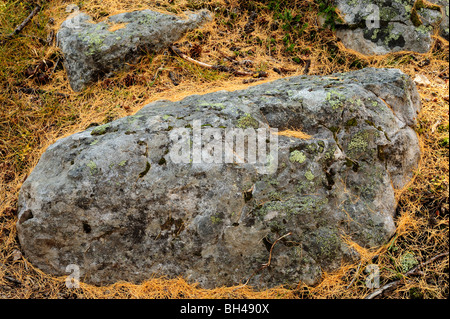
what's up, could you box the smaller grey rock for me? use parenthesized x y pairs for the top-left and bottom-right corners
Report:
(328, 0), (448, 55)
(57, 9), (212, 91)
(65, 4), (80, 13)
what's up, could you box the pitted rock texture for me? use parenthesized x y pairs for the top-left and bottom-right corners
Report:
(329, 0), (448, 55)
(17, 68), (421, 288)
(57, 9), (212, 91)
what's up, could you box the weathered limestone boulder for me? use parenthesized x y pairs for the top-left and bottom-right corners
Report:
(17, 68), (421, 288)
(329, 0), (448, 55)
(57, 9), (212, 91)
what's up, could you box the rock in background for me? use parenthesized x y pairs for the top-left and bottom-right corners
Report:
(17, 68), (421, 288)
(329, 0), (448, 55)
(57, 9), (212, 91)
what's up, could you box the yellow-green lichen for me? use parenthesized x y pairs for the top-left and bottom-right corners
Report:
(86, 161), (97, 175)
(81, 26), (108, 55)
(139, 13), (156, 25)
(316, 228), (340, 259)
(326, 90), (346, 110)
(348, 131), (370, 155)
(91, 123), (110, 136)
(210, 214), (222, 224)
(400, 251), (419, 273)
(305, 170), (315, 181)
(289, 150), (306, 164)
(237, 113), (259, 129)
(416, 24), (433, 34)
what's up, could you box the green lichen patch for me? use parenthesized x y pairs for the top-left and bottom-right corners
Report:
(139, 13), (156, 25)
(91, 123), (110, 136)
(347, 130), (370, 156)
(236, 113), (259, 129)
(326, 89), (346, 110)
(289, 150), (306, 164)
(305, 170), (315, 181)
(210, 214), (223, 224)
(86, 161), (98, 175)
(321, 145), (336, 164)
(416, 24), (433, 34)
(400, 251), (419, 273)
(314, 227), (341, 260)
(118, 160), (127, 167)
(80, 25), (108, 56)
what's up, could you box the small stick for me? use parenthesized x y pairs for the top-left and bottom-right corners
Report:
(346, 261), (362, 289)
(18, 87), (69, 98)
(50, 57), (60, 76)
(365, 251), (449, 299)
(12, 5), (41, 36)
(171, 46), (267, 78)
(5, 276), (22, 285)
(262, 232), (292, 268)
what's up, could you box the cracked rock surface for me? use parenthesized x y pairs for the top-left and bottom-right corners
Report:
(330, 0), (448, 55)
(57, 9), (212, 91)
(17, 68), (421, 288)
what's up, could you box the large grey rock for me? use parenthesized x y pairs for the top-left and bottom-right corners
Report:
(17, 68), (421, 288)
(329, 0), (448, 55)
(57, 9), (212, 91)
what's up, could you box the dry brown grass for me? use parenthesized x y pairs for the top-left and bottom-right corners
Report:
(0, 0), (448, 299)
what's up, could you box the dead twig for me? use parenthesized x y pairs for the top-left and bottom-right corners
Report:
(346, 261), (362, 289)
(365, 251), (449, 299)
(5, 275), (22, 285)
(18, 87), (69, 98)
(50, 57), (61, 76)
(171, 46), (268, 78)
(263, 232), (292, 268)
(10, 5), (41, 37)
(242, 77), (265, 84)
